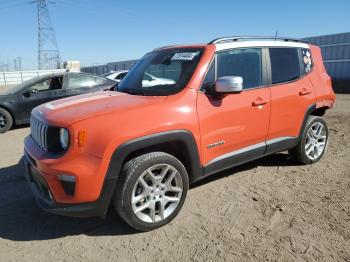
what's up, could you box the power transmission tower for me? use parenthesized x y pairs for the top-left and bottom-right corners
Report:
(34, 0), (61, 70)
(0, 63), (9, 72)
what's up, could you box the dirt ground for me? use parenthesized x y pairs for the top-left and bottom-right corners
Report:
(0, 95), (349, 262)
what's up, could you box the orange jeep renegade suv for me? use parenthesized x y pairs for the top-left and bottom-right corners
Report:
(24, 36), (335, 231)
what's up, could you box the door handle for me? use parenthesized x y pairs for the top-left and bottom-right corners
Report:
(252, 97), (268, 106)
(299, 88), (312, 96)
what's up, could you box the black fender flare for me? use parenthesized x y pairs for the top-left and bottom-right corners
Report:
(298, 103), (317, 140)
(96, 130), (203, 216)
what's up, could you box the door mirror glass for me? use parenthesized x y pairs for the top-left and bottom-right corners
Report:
(215, 76), (243, 93)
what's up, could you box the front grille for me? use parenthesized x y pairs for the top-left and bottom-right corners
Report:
(30, 116), (48, 151)
(30, 115), (65, 155)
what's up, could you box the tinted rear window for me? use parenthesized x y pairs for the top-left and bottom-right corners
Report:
(270, 48), (300, 84)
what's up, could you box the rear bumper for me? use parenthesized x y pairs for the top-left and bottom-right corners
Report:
(23, 152), (115, 217)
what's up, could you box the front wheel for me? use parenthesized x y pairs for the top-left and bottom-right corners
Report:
(0, 108), (13, 134)
(114, 152), (189, 231)
(289, 116), (328, 164)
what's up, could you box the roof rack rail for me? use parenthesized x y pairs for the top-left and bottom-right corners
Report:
(208, 36), (309, 44)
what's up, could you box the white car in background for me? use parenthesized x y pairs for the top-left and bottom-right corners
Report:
(102, 70), (129, 83)
(103, 70), (176, 87)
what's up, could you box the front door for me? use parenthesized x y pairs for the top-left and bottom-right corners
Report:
(197, 48), (271, 174)
(17, 76), (65, 122)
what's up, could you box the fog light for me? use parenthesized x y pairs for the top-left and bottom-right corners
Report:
(58, 175), (76, 196)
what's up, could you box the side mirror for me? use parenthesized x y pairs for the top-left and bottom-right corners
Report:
(23, 88), (38, 97)
(215, 76), (243, 93)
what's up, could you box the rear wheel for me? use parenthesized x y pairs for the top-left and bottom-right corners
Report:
(289, 116), (328, 164)
(0, 108), (13, 134)
(114, 152), (189, 231)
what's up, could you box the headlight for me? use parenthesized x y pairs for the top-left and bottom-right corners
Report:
(59, 128), (69, 150)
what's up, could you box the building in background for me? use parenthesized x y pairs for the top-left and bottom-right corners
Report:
(81, 32), (350, 93)
(82, 60), (137, 75)
(303, 32), (350, 93)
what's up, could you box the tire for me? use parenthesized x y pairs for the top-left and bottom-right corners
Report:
(0, 108), (13, 134)
(289, 115), (328, 164)
(114, 152), (189, 231)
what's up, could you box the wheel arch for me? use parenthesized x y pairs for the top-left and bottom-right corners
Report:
(110, 130), (203, 183)
(96, 130), (203, 216)
(310, 106), (330, 117)
(298, 104), (330, 138)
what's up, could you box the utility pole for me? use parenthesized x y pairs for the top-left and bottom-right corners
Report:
(18, 57), (22, 71)
(13, 57), (23, 71)
(34, 0), (61, 70)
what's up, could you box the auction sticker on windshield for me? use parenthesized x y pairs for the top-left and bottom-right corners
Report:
(171, 52), (199, 61)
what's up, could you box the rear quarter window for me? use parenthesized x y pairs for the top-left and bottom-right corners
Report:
(301, 48), (313, 74)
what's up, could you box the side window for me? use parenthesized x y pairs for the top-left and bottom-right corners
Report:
(216, 48), (262, 89)
(115, 73), (127, 80)
(67, 74), (107, 89)
(119, 72), (128, 80)
(269, 48), (300, 84)
(29, 79), (50, 92)
(301, 48), (313, 74)
(29, 77), (62, 92)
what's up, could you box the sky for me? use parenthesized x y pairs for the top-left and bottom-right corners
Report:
(0, 0), (349, 70)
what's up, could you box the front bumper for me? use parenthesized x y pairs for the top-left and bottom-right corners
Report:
(23, 151), (115, 218)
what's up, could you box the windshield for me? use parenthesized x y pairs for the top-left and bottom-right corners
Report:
(117, 48), (203, 96)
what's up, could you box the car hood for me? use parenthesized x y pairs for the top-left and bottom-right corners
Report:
(33, 91), (166, 126)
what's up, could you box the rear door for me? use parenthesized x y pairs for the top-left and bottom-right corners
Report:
(197, 47), (271, 173)
(266, 47), (316, 153)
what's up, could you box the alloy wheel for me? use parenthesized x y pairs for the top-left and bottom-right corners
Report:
(131, 164), (183, 223)
(304, 121), (327, 160)
(0, 113), (7, 130)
